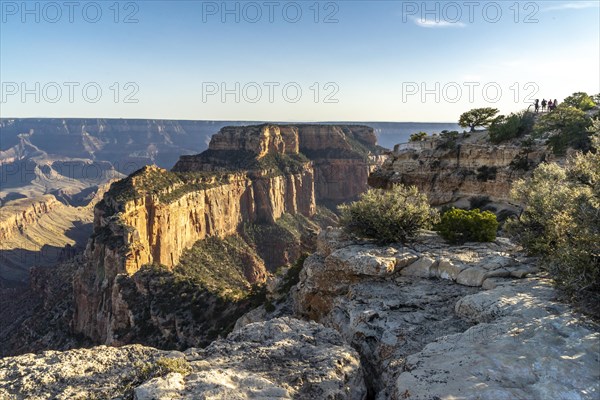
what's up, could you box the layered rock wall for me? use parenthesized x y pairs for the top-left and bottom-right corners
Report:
(0, 196), (60, 242)
(74, 165), (316, 343)
(369, 138), (552, 206)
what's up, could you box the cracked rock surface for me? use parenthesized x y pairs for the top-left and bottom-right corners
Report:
(294, 228), (599, 399)
(0, 318), (366, 400)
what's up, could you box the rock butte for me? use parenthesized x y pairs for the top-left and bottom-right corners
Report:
(73, 123), (382, 345)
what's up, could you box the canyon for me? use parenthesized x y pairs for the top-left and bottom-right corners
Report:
(1, 122), (597, 399)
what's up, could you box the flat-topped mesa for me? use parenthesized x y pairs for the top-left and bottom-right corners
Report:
(209, 124), (300, 155)
(296, 124), (377, 156)
(174, 123), (383, 206)
(173, 124), (301, 172)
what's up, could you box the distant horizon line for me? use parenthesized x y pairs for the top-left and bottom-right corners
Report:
(0, 117), (459, 125)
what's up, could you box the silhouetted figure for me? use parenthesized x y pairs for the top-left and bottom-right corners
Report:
(548, 99), (553, 111)
(553, 99), (558, 110)
(534, 99), (540, 113)
(541, 99), (547, 112)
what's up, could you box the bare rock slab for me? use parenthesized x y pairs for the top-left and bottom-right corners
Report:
(396, 279), (600, 400)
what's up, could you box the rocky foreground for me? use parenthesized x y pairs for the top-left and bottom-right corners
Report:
(1, 230), (598, 399)
(0, 318), (365, 400)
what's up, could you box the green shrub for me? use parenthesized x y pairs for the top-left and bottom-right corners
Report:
(438, 130), (460, 150)
(338, 184), (439, 244)
(137, 357), (192, 381)
(488, 111), (535, 144)
(506, 127), (600, 295)
(534, 105), (592, 154)
(436, 208), (498, 244)
(410, 132), (428, 142)
(562, 92), (597, 111)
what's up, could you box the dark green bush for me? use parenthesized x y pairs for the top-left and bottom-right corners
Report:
(436, 208), (498, 244)
(338, 184), (439, 244)
(410, 132), (428, 142)
(437, 130), (460, 150)
(534, 105), (592, 154)
(469, 195), (491, 210)
(488, 111), (535, 144)
(562, 92), (596, 111)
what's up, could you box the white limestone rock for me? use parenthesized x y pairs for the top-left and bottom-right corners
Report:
(396, 279), (600, 400)
(0, 318), (367, 400)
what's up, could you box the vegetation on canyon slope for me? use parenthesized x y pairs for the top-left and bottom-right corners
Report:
(507, 125), (599, 298)
(106, 166), (234, 206)
(488, 110), (536, 144)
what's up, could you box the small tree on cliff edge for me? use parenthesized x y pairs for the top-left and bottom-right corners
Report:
(410, 132), (428, 142)
(459, 108), (500, 132)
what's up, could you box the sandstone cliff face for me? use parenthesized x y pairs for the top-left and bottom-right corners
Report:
(174, 123), (383, 206)
(93, 168), (315, 273)
(369, 135), (552, 207)
(74, 165), (316, 344)
(73, 123), (380, 346)
(207, 124), (300, 156)
(298, 124), (382, 206)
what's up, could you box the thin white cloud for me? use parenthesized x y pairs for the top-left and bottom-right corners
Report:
(543, 1), (600, 11)
(412, 17), (466, 28)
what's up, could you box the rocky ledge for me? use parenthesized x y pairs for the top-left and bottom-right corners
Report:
(292, 228), (599, 399)
(0, 317), (366, 400)
(2, 229), (598, 400)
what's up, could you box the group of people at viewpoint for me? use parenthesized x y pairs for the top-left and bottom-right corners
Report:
(534, 98), (558, 113)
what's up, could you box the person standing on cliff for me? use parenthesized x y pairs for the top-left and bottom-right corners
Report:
(548, 99), (554, 111)
(541, 99), (547, 112)
(534, 99), (540, 113)
(553, 99), (558, 110)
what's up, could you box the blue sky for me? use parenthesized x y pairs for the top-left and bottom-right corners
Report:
(1, 0), (599, 122)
